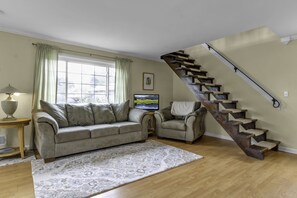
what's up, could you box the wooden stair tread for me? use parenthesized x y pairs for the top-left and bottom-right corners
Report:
(213, 99), (238, 104)
(242, 128), (268, 136)
(169, 51), (189, 57)
(176, 67), (206, 73)
(253, 140), (279, 150)
(186, 74), (214, 79)
(167, 54), (194, 61)
(221, 109), (247, 113)
(174, 50), (187, 55)
(249, 145), (268, 153)
(202, 91), (229, 94)
(233, 118), (257, 124)
(204, 83), (221, 87)
(171, 60), (195, 65)
(190, 82), (221, 87)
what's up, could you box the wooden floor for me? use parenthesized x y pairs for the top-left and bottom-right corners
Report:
(1, 136), (297, 198)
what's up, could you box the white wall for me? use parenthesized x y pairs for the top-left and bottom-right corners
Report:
(0, 31), (173, 148)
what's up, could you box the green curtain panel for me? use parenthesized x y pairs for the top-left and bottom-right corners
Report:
(32, 44), (59, 112)
(115, 58), (132, 103)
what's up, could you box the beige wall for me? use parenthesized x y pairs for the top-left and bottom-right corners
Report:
(0, 31), (173, 148)
(173, 27), (297, 150)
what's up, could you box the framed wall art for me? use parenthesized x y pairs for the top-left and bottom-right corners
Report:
(143, 72), (154, 90)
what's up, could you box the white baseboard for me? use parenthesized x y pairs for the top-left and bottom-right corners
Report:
(205, 131), (297, 155)
(278, 146), (297, 155)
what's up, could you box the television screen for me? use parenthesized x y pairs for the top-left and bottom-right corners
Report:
(134, 94), (159, 110)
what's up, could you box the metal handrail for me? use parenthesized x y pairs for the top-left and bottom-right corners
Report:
(205, 43), (280, 108)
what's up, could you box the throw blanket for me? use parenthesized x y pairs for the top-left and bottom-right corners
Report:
(171, 101), (196, 116)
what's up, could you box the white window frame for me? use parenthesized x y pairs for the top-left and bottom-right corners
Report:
(56, 53), (115, 104)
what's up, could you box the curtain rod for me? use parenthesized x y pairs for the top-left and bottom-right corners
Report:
(32, 43), (132, 62)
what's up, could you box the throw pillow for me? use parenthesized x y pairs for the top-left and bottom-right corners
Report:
(111, 100), (130, 122)
(40, 100), (69, 128)
(66, 104), (94, 126)
(91, 104), (116, 124)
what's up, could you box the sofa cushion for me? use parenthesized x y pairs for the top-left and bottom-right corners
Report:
(161, 120), (186, 131)
(55, 126), (90, 143)
(66, 104), (94, 126)
(85, 125), (119, 138)
(111, 122), (141, 134)
(91, 104), (116, 124)
(111, 100), (130, 122)
(40, 100), (68, 128)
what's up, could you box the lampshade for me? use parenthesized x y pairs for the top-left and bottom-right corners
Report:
(0, 84), (21, 120)
(0, 84), (20, 94)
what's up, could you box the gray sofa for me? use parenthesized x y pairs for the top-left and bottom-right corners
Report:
(154, 101), (207, 143)
(33, 100), (150, 162)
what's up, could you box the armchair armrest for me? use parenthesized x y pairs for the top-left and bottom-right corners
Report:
(185, 107), (207, 123)
(185, 107), (207, 142)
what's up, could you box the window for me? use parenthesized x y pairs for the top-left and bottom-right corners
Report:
(56, 54), (115, 104)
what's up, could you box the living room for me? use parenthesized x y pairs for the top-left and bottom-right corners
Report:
(1, 1), (297, 197)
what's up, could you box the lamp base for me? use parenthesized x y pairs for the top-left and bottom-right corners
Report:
(1, 100), (18, 121)
(2, 116), (16, 121)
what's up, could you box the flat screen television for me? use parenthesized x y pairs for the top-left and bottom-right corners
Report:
(134, 94), (159, 111)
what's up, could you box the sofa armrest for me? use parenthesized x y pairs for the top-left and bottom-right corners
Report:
(34, 112), (59, 133)
(33, 112), (57, 159)
(128, 108), (148, 123)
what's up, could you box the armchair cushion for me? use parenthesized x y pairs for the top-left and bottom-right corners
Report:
(161, 120), (186, 131)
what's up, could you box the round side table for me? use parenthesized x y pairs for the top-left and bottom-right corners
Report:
(0, 118), (31, 159)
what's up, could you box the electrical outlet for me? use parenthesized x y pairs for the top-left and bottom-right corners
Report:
(284, 91), (289, 97)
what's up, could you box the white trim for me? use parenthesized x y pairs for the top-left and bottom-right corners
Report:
(281, 34), (297, 45)
(205, 131), (297, 155)
(278, 146), (297, 155)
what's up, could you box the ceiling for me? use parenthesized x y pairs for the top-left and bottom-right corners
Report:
(0, 0), (297, 61)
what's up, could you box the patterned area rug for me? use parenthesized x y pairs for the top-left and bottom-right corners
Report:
(32, 140), (202, 198)
(0, 151), (35, 167)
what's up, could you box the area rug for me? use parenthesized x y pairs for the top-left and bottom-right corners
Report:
(32, 140), (202, 198)
(0, 151), (35, 167)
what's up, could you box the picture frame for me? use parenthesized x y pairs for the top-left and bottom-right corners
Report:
(143, 72), (154, 90)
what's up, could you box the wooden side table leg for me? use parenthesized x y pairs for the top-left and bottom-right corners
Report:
(18, 126), (25, 159)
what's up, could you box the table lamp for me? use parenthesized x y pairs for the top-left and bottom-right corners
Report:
(0, 84), (20, 120)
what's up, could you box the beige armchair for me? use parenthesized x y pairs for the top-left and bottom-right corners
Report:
(154, 101), (207, 143)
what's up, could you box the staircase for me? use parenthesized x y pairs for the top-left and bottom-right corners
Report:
(161, 50), (280, 160)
